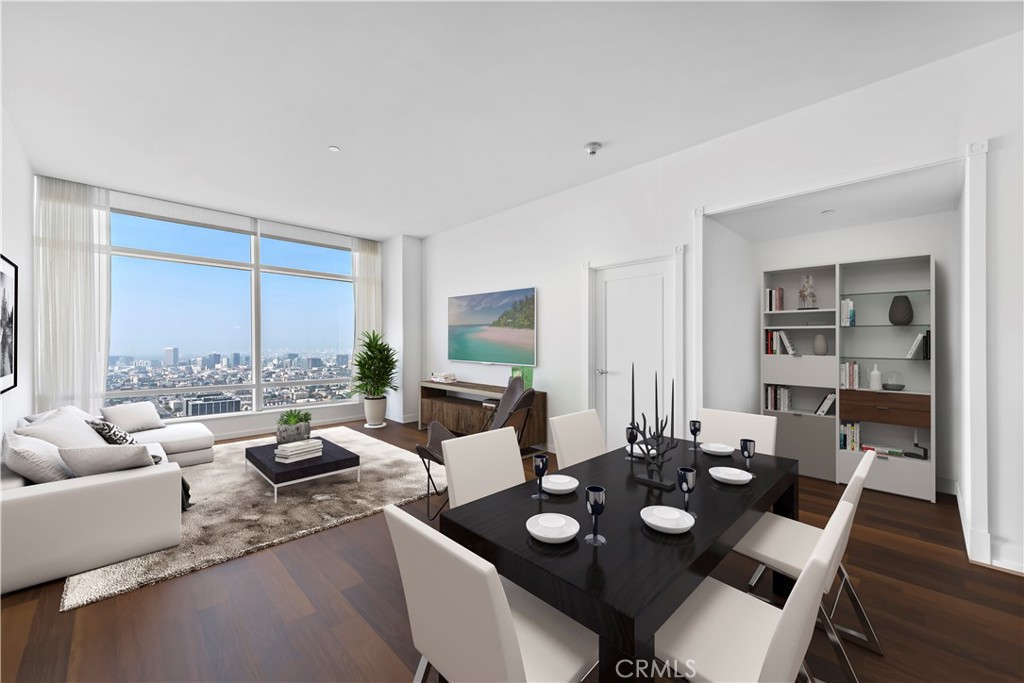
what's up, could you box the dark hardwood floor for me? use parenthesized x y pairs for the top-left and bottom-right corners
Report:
(2, 419), (1022, 682)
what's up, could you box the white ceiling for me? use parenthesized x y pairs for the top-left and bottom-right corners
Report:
(709, 160), (966, 241)
(3, 2), (1020, 240)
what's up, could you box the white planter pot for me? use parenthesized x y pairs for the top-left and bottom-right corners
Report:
(363, 396), (387, 428)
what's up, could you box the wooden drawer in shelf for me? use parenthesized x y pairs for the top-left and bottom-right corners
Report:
(839, 389), (930, 428)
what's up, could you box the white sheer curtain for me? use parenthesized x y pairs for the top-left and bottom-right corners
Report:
(34, 177), (110, 414)
(352, 237), (382, 349)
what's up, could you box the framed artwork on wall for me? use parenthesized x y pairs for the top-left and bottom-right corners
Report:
(1, 254), (17, 394)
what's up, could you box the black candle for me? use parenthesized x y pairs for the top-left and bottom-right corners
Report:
(654, 372), (659, 430)
(631, 363), (635, 425)
(671, 379), (675, 439)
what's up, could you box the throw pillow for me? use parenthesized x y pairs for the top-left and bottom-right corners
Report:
(100, 402), (166, 433)
(2, 432), (75, 483)
(88, 419), (139, 445)
(57, 445), (154, 477)
(14, 407), (109, 448)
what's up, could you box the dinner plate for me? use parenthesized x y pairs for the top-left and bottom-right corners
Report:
(640, 506), (695, 534)
(541, 474), (579, 495)
(526, 513), (580, 544)
(701, 442), (735, 456)
(709, 466), (753, 486)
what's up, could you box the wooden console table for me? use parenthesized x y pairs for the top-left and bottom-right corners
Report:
(419, 381), (548, 448)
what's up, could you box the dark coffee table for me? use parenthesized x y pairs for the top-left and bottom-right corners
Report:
(244, 437), (360, 502)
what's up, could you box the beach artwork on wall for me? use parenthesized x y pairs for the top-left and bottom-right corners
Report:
(448, 287), (536, 366)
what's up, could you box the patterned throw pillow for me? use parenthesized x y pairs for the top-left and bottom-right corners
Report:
(87, 419), (138, 445)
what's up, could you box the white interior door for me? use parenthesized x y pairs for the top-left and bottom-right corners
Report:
(593, 258), (677, 449)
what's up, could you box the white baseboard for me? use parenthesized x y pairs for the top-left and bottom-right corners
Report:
(955, 481), (993, 565)
(991, 541), (1024, 575)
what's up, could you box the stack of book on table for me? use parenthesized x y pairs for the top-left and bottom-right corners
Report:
(275, 439), (323, 463)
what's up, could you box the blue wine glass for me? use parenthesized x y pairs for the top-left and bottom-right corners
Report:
(678, 467), (698, 518)
(584, 486), (607, 546)
(689, 420), (701, 451)
(740, 438), (757, 477)
(532, 453), (550, 500)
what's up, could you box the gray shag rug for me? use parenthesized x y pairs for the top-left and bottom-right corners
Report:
(60, 426), (442, 611)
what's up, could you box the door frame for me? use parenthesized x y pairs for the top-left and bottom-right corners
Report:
(585, 252), (686, 429)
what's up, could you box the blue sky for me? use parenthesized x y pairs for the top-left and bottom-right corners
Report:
(448, 287), (534, 326)
(109, 214), (354, 359)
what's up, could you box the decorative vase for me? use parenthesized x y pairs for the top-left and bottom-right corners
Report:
(363, 396), (387, 428)
(276, 421), (310, 444)
(888, 295), (914, 325)
(813, 334), (828, 356)
(869, 364), (883, 391)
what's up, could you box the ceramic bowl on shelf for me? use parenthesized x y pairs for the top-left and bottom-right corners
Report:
(882, 383), (905, 391)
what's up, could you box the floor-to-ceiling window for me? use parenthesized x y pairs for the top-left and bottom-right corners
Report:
(105, 203), (356, 418)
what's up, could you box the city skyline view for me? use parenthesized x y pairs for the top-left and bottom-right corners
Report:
(105, 212), (358, 416)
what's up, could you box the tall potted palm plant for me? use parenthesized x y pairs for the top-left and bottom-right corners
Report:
(352, 330), (399, 428)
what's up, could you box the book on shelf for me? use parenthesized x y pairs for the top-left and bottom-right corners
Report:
(839, 361), (860, 389)
(862, 443), (903, 456)
(923, 330), (931, 360)
(815, 393), (836, 416)
(839, 422), (861, 451)
(839, 298), (855, 326)
(765, 287), (784, 312)
(906, 333), (925, 359)
(778, 330), (796, 355)
(765, 384), (792, 412)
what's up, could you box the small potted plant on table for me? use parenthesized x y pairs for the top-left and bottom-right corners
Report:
(353, 330), (399, 429)
(277, 408), (312, 444)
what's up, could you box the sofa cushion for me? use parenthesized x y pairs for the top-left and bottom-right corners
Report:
(58, 445), (153, 477)
(100, 402), (165, 433)
(132, 422), (214, 455)
(14, 406), (109, 449)
(2, 432), (75, 483)
(1, 462), (27, 489)
(88, 419), (138, 445)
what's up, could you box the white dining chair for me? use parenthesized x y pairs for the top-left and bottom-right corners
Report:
(654, 501), (855, 683)
(733, 450), (882, 682)
(698, 407), (778, 455)
(549, 409), (607, 469)
(384, 505), (599, 683)
(441, 427), (526, 508)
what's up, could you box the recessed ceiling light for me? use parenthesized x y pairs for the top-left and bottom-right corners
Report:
(820, 209), (836, 215)
(327, 145), (341, 153)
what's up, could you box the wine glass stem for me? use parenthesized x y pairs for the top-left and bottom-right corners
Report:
(592, 515), (598, 539)
(684, 492), (690, 512)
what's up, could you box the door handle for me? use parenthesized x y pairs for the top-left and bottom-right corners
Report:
(595, 368), (609, 376)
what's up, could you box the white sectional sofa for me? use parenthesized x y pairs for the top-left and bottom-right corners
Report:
(0, 405), (216, 594)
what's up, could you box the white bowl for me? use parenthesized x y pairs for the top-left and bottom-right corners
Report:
(526, 513), (580, 544)
(640, 506), (695, 534)
(709, 466), (753, 486)
(701, 442), (735, 456)
(541, 474), (579, 495)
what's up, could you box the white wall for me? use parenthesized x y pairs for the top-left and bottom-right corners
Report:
(382, 235), (423, 423)
(1, 107), (35, 432)
(422, 34), (1022, 569)
(751, 211), (962, 492)
(702, 217), (759, 414)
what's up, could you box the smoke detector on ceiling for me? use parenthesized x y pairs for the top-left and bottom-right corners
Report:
(582, 142), (603, 156)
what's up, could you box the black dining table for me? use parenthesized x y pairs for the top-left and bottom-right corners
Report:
(439, 438), (799, 683)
